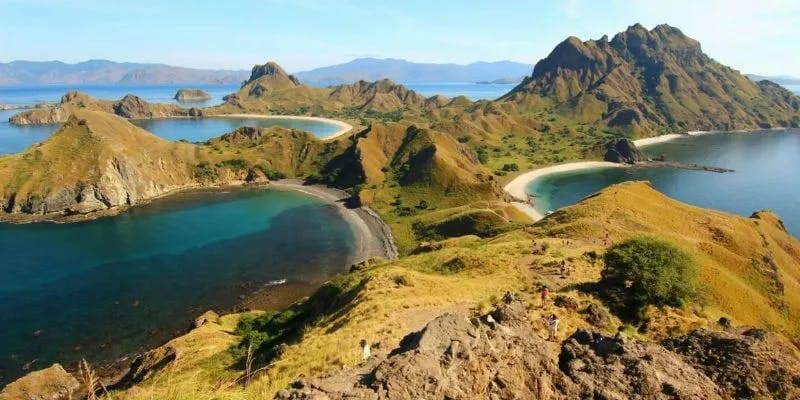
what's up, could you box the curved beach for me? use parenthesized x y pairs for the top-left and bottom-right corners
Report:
(215, 113), (353, 139)
(503, 134), (691, 221)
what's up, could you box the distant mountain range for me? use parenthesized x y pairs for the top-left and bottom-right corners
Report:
(746, 74), (800, 86)
(294, 58), (533, 84)
(0, 60), (249, 85)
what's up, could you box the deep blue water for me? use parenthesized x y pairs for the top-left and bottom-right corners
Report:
(527, 130), (800, 237)
(0, 188), (356, 384)
(0, 83), (239, 108)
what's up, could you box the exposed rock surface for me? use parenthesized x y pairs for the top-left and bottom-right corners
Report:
(603, 138), (647, 163)
(559, 329), (724, 399)
(173, 88), (212, 102)
(275, 302), (800, 400)
(0, 363), (78, 400)
(663, 328), (800, 399)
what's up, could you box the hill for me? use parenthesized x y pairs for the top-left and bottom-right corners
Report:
(46, 181), (798, 399)
(9, 91), (195, 125)
(0, 59), (248, 85)
(294, 58), (533, 84)
(502, 24), (800, 137)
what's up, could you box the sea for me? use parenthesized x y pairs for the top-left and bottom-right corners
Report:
(527, 129), (800, 237)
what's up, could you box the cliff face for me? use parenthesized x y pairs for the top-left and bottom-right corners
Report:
(9, 91), (193, 125)
(502, 24), (800, 137)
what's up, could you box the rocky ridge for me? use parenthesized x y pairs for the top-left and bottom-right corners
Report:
(276, 301), (800, 399)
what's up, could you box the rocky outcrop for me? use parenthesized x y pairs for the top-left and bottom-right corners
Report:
(246, 61), (301, 86)
(275, 302), (800, 399)
(173, 88), (212, 102)
(0, 363), (78, 400)
(560, 329), (724, 399)
(276, 302), (576, 399)
(328, 79), (426, 112)
(603, 138), (647, 163)
(663, 328), (800, 399)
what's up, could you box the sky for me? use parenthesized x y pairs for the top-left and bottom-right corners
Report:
(1, 0), (799, 76)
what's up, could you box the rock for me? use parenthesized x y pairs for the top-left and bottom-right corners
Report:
(0, 363), (79, 400)
(113, 94), (155, 119)
(553, 295), (579, 310)
(663, 328), (800, 399)
(583, 303), (611, 328)
(560, 329), (725, 399)
(245, 61), (300, 87)
(173, 89), (212, 102)
(603, 138), (647, 164)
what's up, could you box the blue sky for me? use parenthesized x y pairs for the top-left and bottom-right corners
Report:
(1, 0), (799, 76)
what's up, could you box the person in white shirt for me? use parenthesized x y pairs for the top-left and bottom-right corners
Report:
(547, 314), (560, 341)
(359, 339), (371, 361)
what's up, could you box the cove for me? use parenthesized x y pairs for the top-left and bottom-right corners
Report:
(527, 129), (800, 237)
(0, 187), (355, 384)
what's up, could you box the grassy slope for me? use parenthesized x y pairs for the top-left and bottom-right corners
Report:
(110, 181), (800, 399)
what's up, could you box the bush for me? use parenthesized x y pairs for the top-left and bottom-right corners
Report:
(254, 163), (287, 180)
(220, 158), (249, 171)
(602, 237), (699, 318)
(501, 163), (519, 172)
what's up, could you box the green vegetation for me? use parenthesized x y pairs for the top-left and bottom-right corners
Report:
(602, 237), (699, 318)
(253, 163), (287, 180)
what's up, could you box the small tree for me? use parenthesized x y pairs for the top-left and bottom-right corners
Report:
(602, 237), (699, 318)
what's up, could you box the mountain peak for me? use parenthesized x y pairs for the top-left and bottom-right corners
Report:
(246, 61), (300, 86)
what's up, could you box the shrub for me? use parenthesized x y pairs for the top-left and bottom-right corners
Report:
(254, 163), (287, 180)
(602, 237), (699, 318)
(220, 158), (249, 171)
(501, 163), (519, 172)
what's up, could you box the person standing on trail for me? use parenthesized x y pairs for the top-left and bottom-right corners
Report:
(540, 285), (550, 307)
(547, 314), (560, 341)
(359, 339), (371, 361)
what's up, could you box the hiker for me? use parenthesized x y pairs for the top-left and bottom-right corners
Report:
(559, 260), (567, 278)
(359, 339), (371, 361)
(540, 285), (550, 307)
(503, 291), (515, 304)
(547, 314), (560, 341)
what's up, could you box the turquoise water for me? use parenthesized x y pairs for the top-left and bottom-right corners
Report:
(528, 130), (800, 237)
(0, 188), (355, 384)
(133, 116), (343, 142)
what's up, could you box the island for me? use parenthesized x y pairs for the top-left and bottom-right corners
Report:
(174, 88), (212, 102)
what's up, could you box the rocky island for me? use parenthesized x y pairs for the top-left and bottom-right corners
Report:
(174, 88), (212, 102)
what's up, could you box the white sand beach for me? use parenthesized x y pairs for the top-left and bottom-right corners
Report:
(214, 113), (353, 139)
(503, 161), (625, 221)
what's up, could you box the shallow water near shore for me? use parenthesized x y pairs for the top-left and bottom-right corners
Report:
(528, 129), (800, 236)
(0, 188), (355, 384)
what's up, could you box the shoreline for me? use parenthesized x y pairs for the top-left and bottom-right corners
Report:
(268, 179), (398, 264)
(212, 113), (354, 140)
(503, 161), (625, 221)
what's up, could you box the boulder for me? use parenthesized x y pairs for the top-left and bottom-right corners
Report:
(0, 363), (79, 400)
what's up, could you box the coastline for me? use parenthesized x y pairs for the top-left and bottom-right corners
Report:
(502, 127), (794, 222)
(503, 161), (625, 221)
(214, 113), (354, 140)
